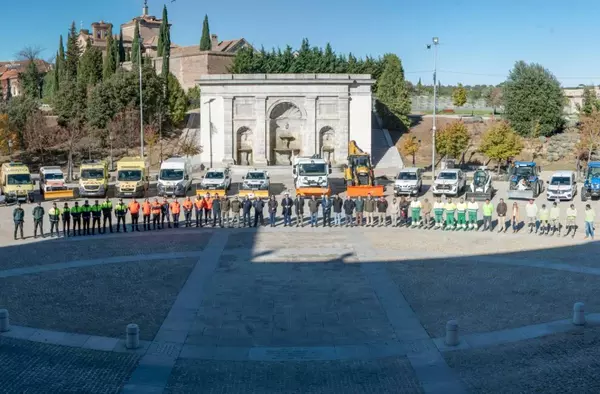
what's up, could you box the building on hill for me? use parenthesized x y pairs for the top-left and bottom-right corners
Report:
(0, 60), (52, 99)
(78, 1), (249, 91)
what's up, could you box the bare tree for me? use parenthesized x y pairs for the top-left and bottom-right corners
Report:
(22, 111), (60, 161)
(17, 46), (43, 62)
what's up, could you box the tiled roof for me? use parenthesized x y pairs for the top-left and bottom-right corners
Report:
(0, 60), (52, 78)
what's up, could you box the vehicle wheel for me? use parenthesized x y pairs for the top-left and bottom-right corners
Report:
(581, 187), (588, 202)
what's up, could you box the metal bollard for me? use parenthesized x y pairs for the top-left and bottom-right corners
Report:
(126, 323), (140, 349)
(573, 303), (585, 326)
(0, 309), (9, 332)
(445, 320), (459, 346)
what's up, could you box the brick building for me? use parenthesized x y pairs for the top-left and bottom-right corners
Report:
(0, 60), (52, 99)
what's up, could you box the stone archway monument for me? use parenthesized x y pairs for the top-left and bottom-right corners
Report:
(195, 74), (375, 167)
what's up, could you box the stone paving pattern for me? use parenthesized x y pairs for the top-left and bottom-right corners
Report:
(0, 335), (139, 393)
(445, 327), (600, 393)
(388, 259), (600, 337)
(0, 258), (196, 340)
(165, 357), (423, 394)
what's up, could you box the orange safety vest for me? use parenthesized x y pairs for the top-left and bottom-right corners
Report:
(128, 202), (140, 214)
(170, 202), (181, 214)
(151, 202), (161, 215)
(194, 199), (204, 210)
(183, 200), (193, 211)
(205, 198), (213, 210)
(142, 202), (151, 216)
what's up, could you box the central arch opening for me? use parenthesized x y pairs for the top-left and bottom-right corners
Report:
(268, 102), (304, 165)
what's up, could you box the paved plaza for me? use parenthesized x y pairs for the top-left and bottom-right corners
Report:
(1, 168), (600, 393)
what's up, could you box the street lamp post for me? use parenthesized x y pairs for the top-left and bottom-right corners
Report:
(429, 37), (439, 178)
(204, 98), (215, 168)
(7, 139), (13, 157)
(109, 133), (114, 171)
(138, 34), (144, 159)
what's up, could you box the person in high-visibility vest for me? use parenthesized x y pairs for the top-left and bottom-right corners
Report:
(204, 193), (213, 225)
(467, 198), (479, 231)
(482, 199), (494, 232)
(101, 198), (113, 234)
(142, 198), (152, 231)
(71, 201), (82, 236)
(538, 203), (550, 236)
(194, 196), (205, 228)
(183, 197), (194, 227)
(128, 198), (141, 232)
(433, 197), (445, 229)
(565, 204), (577, 238)
(170, 199), (181, 228)
(410, 198), (422, 227)
(549, 201), (561, 236)
(62, 203), (71, 237)
(456, 198), (467, 230)
(48, 202), (61, 237)
(151, 198), (162, 230)
(444, 198), (457, 231)
(115, 199), (128, 232)
(91, 200), (102, 235)
(81, 200), (92, 235)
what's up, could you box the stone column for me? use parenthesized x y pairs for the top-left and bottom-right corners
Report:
(336, 95), (350, 165)
(222, 96), (235, 165)
(303, 96), (318, 156)
(254, 96), (268, 165)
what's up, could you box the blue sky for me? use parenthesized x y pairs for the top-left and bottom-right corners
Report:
(2, 0), (599, 87)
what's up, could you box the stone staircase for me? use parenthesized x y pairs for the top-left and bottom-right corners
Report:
(370, 111), (404, 171)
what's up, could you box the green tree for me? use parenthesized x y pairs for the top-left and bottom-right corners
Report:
(118, 29), (126, 63)
(289, 38), (311, 73)
(103, 26), (117, 79)
(42, 70), (55, 103)
(579, 85), (599, 116)
(159, 6), (171, 81)
(64, 22), (80, 81)
(131, 21), (141, 67)
(503, 61), (565, 136)
(200, 15), (211, 50)
(53, 51), (60, 94)
(228, 46), (255, 73)
(479, 121), (523, 173)
(375, 53), (411, 129)
(79, 39), (103, 87)
(19, 60), (42, 100)
(57, 35), (65, 79)
(186, 86), (200, 108)
(157, 5), (169, 57)
(167, 73), (188, 124)
(4, 96), (37, 147)
(416, 78), (423, 95)
(483, 87), (503, 113)
(435, 121), (470, 160)
(452, 83), (467, 107)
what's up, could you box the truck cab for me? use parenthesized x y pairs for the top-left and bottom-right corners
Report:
(293, 156), (332, 197)
(196, 168), (231, 196)
(1, 162), (35, 203)
(546, 171), (576, 201)
(157, 157), (192, 197)
(432, 169), (466, 197)
(394, 167), (423, 196)
(78, 160), (109, 198)
(116, 157), (149, 198)
(581, 162), (600, 201)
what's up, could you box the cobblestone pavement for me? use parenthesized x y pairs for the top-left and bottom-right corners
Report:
(0, 335), (139, 393)
(165, 357), (423, 394)
(0, 258), (196, 340)
(444, 327), (600, 393)
(1, 224), (600, 392)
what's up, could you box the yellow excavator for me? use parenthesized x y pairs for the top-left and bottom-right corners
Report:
(344, 140), (384, 197)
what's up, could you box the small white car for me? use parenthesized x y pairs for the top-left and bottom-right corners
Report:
(394, 167), (423, 196)
(199, 168), (231, 191)
(432, 169), (466, 197)
(546, 171), (577, 201)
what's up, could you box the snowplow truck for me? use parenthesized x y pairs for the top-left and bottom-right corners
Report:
(293, 156), (332, 197)
(581, 162), (600, 201)
(344, 140), (384, 197)
(507, 161), (544, 199)
(465, 167), (494, 200)
(40, 166), (74, 200)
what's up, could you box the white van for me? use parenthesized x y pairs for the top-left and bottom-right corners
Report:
(157, 157), (192, 197)
(546, 171), (576, 201)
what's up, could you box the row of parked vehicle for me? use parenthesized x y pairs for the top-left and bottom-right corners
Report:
(392, 161), (600, 202)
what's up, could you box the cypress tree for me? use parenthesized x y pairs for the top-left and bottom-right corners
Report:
(118, 29), (126, 63)
(64, 22), (80, 81)
(79, 39), (102, 87)
(112, 34), (119, 70)
(375, 53), (412, 129)
(157, 5), (168, 57)
(131, 21), (141, 66)
(103, 26), (117, 80)
(54, 50), (60, 93)
(57, 35), (65, 80)
(199, 15), (211, 50)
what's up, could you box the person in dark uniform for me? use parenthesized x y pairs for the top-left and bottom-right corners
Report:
(13, 203), (25, 240)
(101, 198), (113, 234)
(253, 197), (265, 227)
(160, 197), (171, 229)
(81, 200), (92, 235)
(32, 202), (45, 238)
(62, 202), (71, 237)
(71, 201), (82, 236)
(242, 196), (252, 227)
(91, 200), (102, 235)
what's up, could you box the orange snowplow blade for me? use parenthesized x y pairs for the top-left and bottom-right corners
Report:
(44, 189), (75, 200)
(196, 189), (226, 197)
(238, 189), (269, 199)
(346, 185), (384, 197)
(295, 187), (331, 197)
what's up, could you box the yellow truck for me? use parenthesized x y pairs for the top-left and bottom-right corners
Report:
(116, 157), (149, 198)
(1, 162), (35, 203)
(78, 160), (109, 198)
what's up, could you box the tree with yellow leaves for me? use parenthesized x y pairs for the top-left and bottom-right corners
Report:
(578, 109), (600, 163)
(435, 121), (470, 162)
(479, 121), (523, 173)
(401, 135), (421, 165)
(452, 83), (467, 107)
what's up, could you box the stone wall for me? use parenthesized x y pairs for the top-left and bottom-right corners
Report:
(153, 52), (235, 91)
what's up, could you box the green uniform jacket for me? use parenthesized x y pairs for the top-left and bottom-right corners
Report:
(13, 208), (25, 223)
(48, 207), (61, 222)
(91, 204), (102, 218)
(81, 204), (92, 218)
(115, 203), (128, 217)
(32, 206), (45, 221)
(71, 206), (82, 218)
(355, 199), (365, 212)
(101, 201), (113, 216)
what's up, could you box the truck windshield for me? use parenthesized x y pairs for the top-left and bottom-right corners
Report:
(7, 174), (31, 185)
(352, 156), (370, 167)
(551, 177), (571, 185)
(81, 169), (104, 179)
(438, 172), (457, 180)
(511, 166), (534, 177)
(160, 169), (184, 180)
(246, 172), (265, 180)
(588, 168), (600, 178)
(205, 172), (224, 179)
(44, 173), (63, 180)
(397, 172), (417, 180)
(298, 164), (326, 176)
(118, 170), (142, 181)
